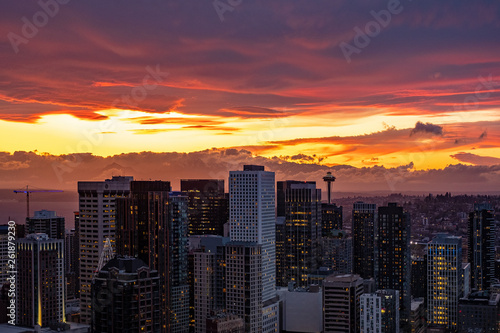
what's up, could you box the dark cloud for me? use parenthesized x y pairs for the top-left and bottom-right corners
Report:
(216, 106), (290, 119)
(0, 1), (499, 123)
(410, 122), (443, 137)
(291, 154), (315, 161)
(450, 152), (500, 166)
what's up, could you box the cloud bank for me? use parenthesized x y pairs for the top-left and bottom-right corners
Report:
(1, 150), (499, 194)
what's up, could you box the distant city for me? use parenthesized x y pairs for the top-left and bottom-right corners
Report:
(0, 166), (498, 332)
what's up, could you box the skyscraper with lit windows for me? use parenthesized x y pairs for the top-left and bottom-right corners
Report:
(277, 180), (321, 287)
(323, 274), (364, 333)
(17, 233), (65, 328)
(180, 179), (228, 236)
(427, 233), (463, 332)
(353, 202), (376, 279)
(375, 203), (411, 327)
(116, 181), (190, 333)
(468, 203), (496, 291)
(26, 209), (65, 239)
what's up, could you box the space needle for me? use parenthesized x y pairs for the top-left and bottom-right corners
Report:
(323, 171), (336, 204)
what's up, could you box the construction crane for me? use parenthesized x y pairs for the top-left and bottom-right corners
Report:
(13, 186), (63, 219)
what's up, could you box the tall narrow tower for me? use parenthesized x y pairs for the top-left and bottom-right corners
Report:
(277, 180), (321, 287)
(229, 165), (279, 333)
(17, 233), (65, 328)
(427, 234), (463, 331)
(78, 176), (133, 325)
(322, 172), (336, 204)
(375, 203), (411, 327)
(115, 181), (190, 333)
(352, 202), (377, 279)
(468, 203), (495, 291)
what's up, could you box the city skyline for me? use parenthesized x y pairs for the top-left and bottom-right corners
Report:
(1, 1), (500, 194)
(0, 1), (500, 331)
(0, 167), (498, 332)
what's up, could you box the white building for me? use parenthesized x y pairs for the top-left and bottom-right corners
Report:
(427, 233), (463, 331)
(360, 290), (400, 333)
(229, 165), (278, 332)
(361, 293), (382, 333)
(77, 176), (133, 324)
(276, 286), (323, 332)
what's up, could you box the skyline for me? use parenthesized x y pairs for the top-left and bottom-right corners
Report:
(1, 0), (500, 191)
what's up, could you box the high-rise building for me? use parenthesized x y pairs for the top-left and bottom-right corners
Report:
(78, 176), (133, 324)
(277, 180), (321, 287)
(168, 192), (190, 333)
(190, 235), (229, 333)
(427, 234), (463, 331)
(462, 263), (470, 298)
(352, 202), (377, 279)
(321, 203), (343, 237)
(410, 299), (426, 333)
(323, 274), (364, 333)
(0, 225), (9, 287)
(276, 285), (323, 333)
(361, 292), (382, 333)
(275, 217), (286, 287)
(225, 242), (262, 333)
(411, 257), (427, 302)
(181, 179), (228, 236)
(375, 203), (411, 326)
(189, 235), (226, 331)
(116, 181), (190, 333)
(26, 210), (65, 239)
(0, 283), (10, 324)
(65, 227), (79, 300)
(320, 229), (352, 275)
(458, 291), (500, 333)
(16, 233), (65, 328)
(1, 223), (27, 288)
(468, 203), (496, 291)
(360, 289), (400, 333)
(378, 289), (400, 333)
(229, 165), (279, 332)
(91, 256), (160, 333)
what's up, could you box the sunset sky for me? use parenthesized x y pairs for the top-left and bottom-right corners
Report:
(1, 0), (500, 192)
